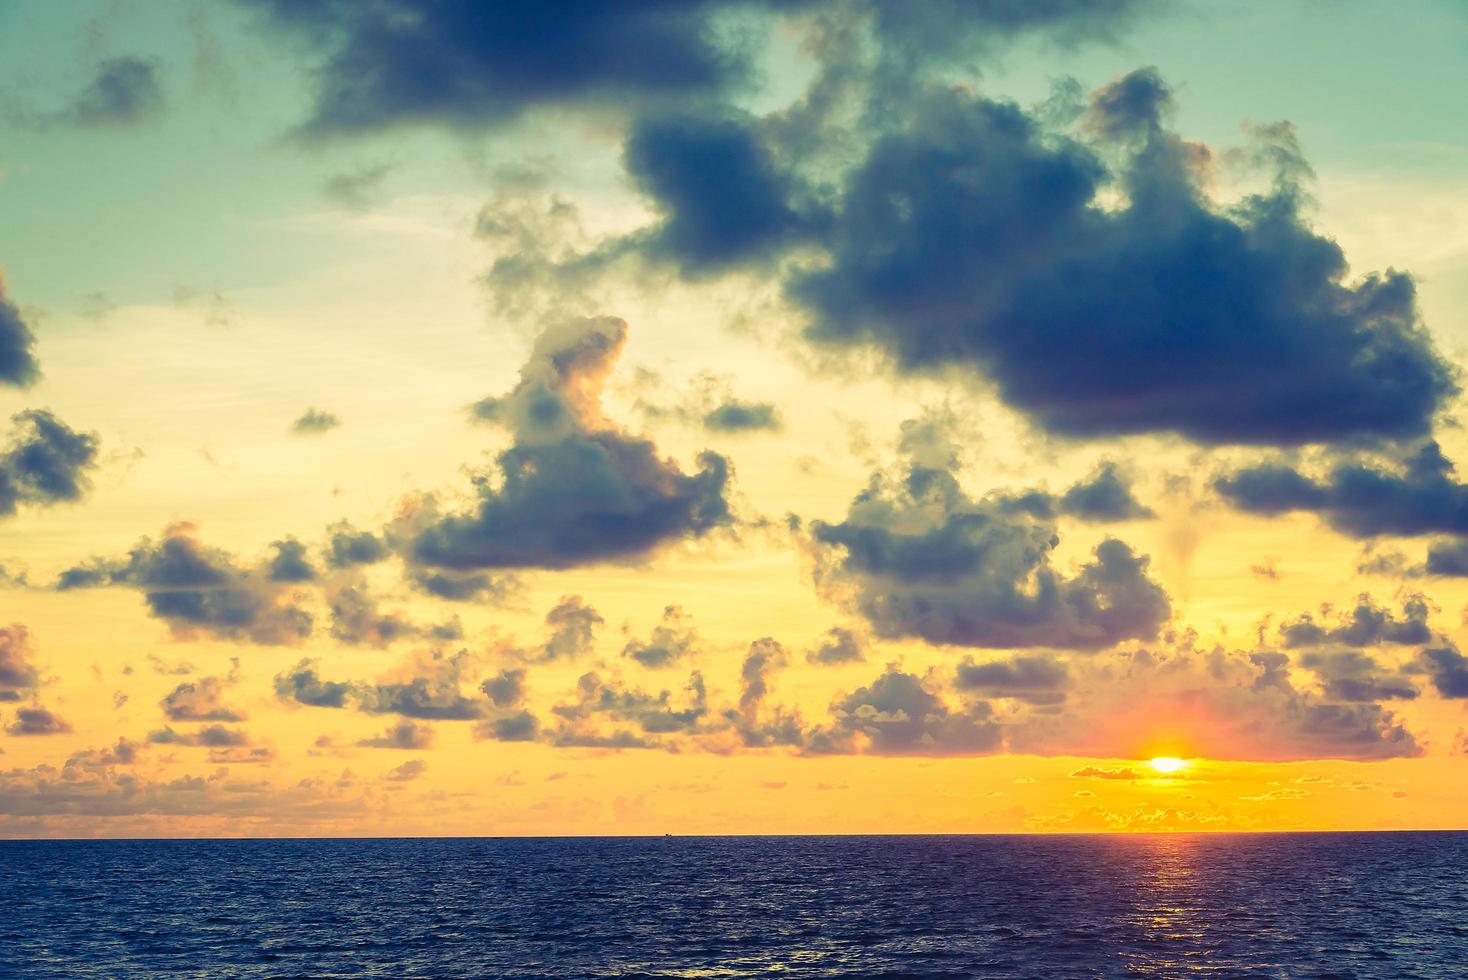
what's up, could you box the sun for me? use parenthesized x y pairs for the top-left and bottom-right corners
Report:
(1148, 756), (1188, 775)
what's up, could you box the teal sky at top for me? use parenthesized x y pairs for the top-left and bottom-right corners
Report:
(1, 0), (1465, 317)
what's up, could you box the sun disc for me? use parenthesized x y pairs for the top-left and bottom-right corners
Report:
(1148, 756), (1187, 774)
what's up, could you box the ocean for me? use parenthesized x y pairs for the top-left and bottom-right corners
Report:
(3, 832), (1465, 978)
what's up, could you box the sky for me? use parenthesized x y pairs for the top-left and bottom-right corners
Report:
(2, 0), (1468, 838)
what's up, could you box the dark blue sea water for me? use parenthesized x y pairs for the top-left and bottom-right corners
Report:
(3, 833), (1465, 978)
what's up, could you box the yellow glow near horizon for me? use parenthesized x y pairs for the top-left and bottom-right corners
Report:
(1148, 757), (1188, 775)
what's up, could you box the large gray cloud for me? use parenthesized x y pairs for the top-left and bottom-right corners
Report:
(409, 317), (731, 571)
(790, 71), (1454, 446)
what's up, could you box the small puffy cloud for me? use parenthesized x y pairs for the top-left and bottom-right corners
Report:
(0, 410), (100, 519)
(1070, 766), (1143, 780)
(0, 625), (40, 702)
(542, 595), (603, 661)
(291, 408), (341, 435)
(809, 667), (1001, 757)
(1418, 646), (1468, 699)
(160, 676), (246, 722)
(56, 523), (313, 644)
(481, 668), (527, 709)
(356, 650), (486, 721)
(357, 719), (435, 750)
(5, 705), (73, 736)
(809, 461), (1170, 649)
(805, 626), (865, 666)
(383, 759), (427, 782)
(68, 57), (165, 127)
(408, 317), (731, 571)
(148, 724), (251, 748)
(266, 538), (318, 583)
(274, 659), (352, 709)
(622, 606), (698, 668)
(325, 523), (390, 568)
(702, 399), (780, 434)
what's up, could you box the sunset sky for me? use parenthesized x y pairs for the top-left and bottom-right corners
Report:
(3, 0), (1468, 838)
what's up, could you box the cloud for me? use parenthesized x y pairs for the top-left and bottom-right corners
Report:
(408, 569), (519, 603)
(1296, 650), (1417, 702)
(5, 705), (73, 736)
(481, 668), (528, 709)
(408, 317), (732, 570)
(325, 522), (391, 568)
(383, 759), (427, 782)
(1008, 644), (1421, 762)
(551, 669), (709, 745)
(56, 523), (313, 644)
(0, 625), (40, 702)
(1070, 765), (1143, 780)
(267, 538), (318, 583)
(321, 163), (391, 210)
(954, 654), (1070, 705)
(0, 410), (100, 519)
(622, 606), (699, 668)
(291, 408), (341, 435)
(805, 626), (865, 666)
(702, 399), (780, 434)
(148, 724), (251, 748)
(0, 274), (40, 387)
(67, 57), (166, 127)
(1419, 646), (1468, 699)
(326, 580), (452, 647)
(623, 109), (822, 274)
(1277, 596), (1431, 648)
(791, 72), (1454, 446)
(541, 595), (604, 661)
(1056, 463), (1154, 522)
(274, 659), (352, 708)
(357, 719), (435, 750)
(808, 667), (1002, 756)
(241, 0), (798, 138)
(809, 460), (1170, 648)
(1216, 442), (1468, 538)
(161, 676), (246, 722)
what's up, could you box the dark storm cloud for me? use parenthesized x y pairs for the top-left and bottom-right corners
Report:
(5, 705), (73, 736)
(622, 606), (699, 668)
(239, 0), (806, 138)
(0, 625), (40, 702)
(68, 57), (166, 127)
(56, 523), (313, 644)
(358, 719), (435, 749)
(291, 408), (341, 435)
(623, 109), (822, 274)
(1277, 596), (1431, 649)
(1418, 646), (1468, 699)
(0, 410), (100, 519)
(160, 676), (246, 722)
(0, 279), (41, 387)
(274, 659), (353, 708)
(954, 654), (1070, 705)
(790, 71), (1454, 446)
(810, 463), (1170, 649)
(805, 626), (865, 666)
(1216, 442), (1468, 538)
(409, 317), (731, 571)
(809, 667), (1001, 756)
